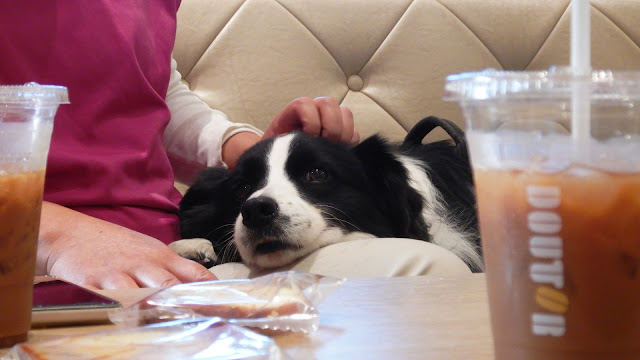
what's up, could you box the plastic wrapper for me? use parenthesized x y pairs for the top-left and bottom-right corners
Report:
(2, 318), (284, 360)
(109, 271), (344, 333)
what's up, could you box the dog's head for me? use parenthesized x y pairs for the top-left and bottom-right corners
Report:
(180, 132), (396, 269)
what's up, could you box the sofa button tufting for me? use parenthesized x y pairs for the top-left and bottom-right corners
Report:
(347, 75), (364, 91)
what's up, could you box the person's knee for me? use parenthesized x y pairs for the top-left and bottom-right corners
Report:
(210, 262), (251, 279)
(288, 238), (472, 278)
(210, 238), (473, 279)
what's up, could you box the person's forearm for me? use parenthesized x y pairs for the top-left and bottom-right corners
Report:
(36, 201), (77, 275)
(221, 131), (261, 170)
(164, 57), (261, 180)
(37, 201), (217, 289)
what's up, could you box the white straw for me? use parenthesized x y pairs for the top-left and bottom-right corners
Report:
(571, 0), (591, 76)
(570, 0), (591, 162)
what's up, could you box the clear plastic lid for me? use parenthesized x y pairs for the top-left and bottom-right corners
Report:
(0, 82), (69, 105)
(444, 67), (640, 102)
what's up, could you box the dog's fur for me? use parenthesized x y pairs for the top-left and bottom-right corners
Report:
(172, 116), (483, 272)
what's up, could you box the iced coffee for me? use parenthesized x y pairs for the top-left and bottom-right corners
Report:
(446, 69), (640, 359)
(0, 84), (67, 347)
(475, 155), (640, 359)
(0, 171), (45, 346)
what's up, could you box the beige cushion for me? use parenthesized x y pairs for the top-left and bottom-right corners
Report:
(174, 0), (640, 142)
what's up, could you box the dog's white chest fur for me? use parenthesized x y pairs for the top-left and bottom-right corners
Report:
(398, 156), (483, 270)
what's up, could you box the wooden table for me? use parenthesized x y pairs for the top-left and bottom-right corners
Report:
(1, 274), (494, 359)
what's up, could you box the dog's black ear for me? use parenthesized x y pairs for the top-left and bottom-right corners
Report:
(351, 136), (428, 239)
(178, 167), (233, 239)
(180, 167), (232, 214)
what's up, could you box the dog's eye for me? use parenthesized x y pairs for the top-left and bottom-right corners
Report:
(305, 168), (328, 182)
(233, 183), (252, 200)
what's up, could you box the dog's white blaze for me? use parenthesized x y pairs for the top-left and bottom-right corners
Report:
(398, 155), (484, 271)
(235, 134), (345, 269)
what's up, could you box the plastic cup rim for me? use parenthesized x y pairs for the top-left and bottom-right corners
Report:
(0, 82), (69, 105)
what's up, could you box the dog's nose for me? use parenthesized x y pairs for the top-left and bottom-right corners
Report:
(241, 197), (279, 229)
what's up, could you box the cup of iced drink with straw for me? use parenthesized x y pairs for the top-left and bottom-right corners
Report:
(0, 84), (68, 347)
(446, 67), (640, 359)
(445, 1), (640, 357)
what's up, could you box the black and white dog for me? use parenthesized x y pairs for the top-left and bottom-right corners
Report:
(171, 116), (483, 272)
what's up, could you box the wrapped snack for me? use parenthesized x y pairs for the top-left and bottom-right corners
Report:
(110, 271), (344, 333)
(2, 318), (284, 360)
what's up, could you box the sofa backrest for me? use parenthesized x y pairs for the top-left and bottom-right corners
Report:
(174, 0), (640, 141)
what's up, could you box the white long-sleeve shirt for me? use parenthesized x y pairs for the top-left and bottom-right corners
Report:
(164, 57), (262, 182)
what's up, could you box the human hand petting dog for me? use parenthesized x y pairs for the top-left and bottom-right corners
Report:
(37, 202), (217, 290)
(264, 96), (360, 144)
(222, 96), (359, 169)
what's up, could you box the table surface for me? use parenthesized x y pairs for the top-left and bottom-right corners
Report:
(1, 274), (494, 360)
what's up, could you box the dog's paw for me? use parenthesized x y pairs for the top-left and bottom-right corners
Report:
(168, 238), (218, 268)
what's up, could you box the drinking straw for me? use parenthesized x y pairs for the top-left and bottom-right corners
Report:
(570, 0), (591, 161)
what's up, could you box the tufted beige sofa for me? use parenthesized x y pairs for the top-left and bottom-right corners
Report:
(173, 0), (640, 144)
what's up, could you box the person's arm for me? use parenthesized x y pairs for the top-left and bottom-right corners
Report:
(37, 201), (217, 290)
(163, 57), (262, 181)
(164, 57), (359, 177)
(213, 97), (360, 170)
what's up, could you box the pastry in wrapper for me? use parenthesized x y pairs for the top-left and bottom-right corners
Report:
(3, 319), (283, 360)
(110, 271), (344, 333)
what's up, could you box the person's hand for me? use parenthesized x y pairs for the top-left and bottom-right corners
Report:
(263, 97), (360, 144)
(37, 202), (217, 290)
(221, 97), (359, 169)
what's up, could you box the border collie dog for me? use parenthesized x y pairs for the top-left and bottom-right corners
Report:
(173, 116), (483, 272)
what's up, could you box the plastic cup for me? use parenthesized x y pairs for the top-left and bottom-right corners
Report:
(0, 83), (68, 347)
(445, 68), (640, 359)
